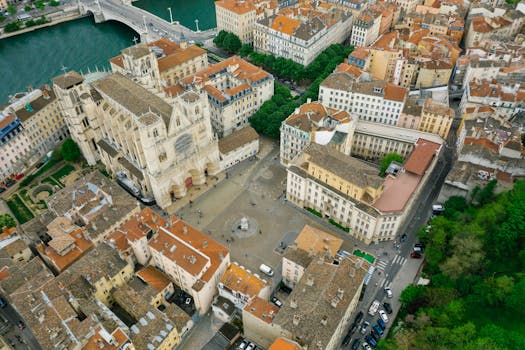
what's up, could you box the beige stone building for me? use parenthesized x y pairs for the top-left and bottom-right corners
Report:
(254, 2), (353, 65)
(215, 0), (278, 44)
(110, 38), (208, 87)
(218, 126), (259, 170)
(279, 101), (356, 166)
(0, 86), (69, 180)
(0, 0), (7, 12)
(419, 99), (454, 139)
(182, 56), (274, 137)
(148, 214), (230, 315)
(54, 51), (221, 209)
(464, 16), (513, 48)
(0, 236), (32, 265)
(286, 140), (442, 243)
(282, 225), (343, 288)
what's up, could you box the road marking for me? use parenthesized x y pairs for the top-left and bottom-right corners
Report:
(379, 278), (386, 288)
(376, 260), (388, 271)
(385, 281), (392, 289)
(399, 257), (407, 265)
(392, 255), (400, 264)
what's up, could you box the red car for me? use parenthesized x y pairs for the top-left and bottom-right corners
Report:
(410, 252), (422, 259)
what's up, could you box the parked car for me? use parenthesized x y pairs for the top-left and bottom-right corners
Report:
(17, 321), (25, 331)
(362, 342), (372, 350)
(246, 343), (256, 350)
(5, 179), (15, 187)
(410, 251), (422, 259)
(370, 329), (379, 341)
(185, 297), (192, 305)
(385, 287), (393, 298)
(0, 297), (6, 308)
(271, 297), (283, 308)
(0, 187), (5, 194)
(400, 233), (407, 242)
(377, 318), (386, 330)
(415, 243), (426, 250)
(383, 302), (393, 314)
(354, 311), (364, 324)
(35, 161), (44, 168)
(365, 335), (377, 347)
(361, 321), (370, 334)
(351, 339), (360, 350)
(238, 340), (248, 349)
(349, 323), (359, 335)
(280, 285), (292, 294)
(379, 310), (389, 323)
(342, 334), (352, 346)
(368, 300), (380, 316)
(372, 324), (384, 336)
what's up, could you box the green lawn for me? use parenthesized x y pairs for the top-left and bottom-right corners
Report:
(51, 164), (75, 183)
(354, 249), (375, 264)
(6, 195), (34, 224)
(42, 176), (63, 188)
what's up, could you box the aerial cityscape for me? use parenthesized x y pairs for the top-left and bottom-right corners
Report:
(0, 0), (524, 349)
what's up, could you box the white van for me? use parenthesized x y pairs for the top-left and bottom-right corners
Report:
(259, 264), (274, 277)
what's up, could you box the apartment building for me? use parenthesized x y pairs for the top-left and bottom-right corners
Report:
(0, 236), (32, 266)
(218, 126), (259, 170)
(0, 86), (68, 180)
(272, 255), (368, 350)
(112, 278), (191, 349)
(286, 140), (442, 243)
(282, 225), (343, 288)
(254, 2), (353, 65)
(464, 16), (513, 48)
(218, 262), (270, 309)
(215, 0), (278, 44)
(279, 100), (356, 166)
(350, 9), (381, 47)
(242, 297), (280, 348)
(461, 78), (524, 119)
(182, 56), (274, 137)
(419, 99), (454, 139)
(394, 0), (419, 15)
(148, 216), (230, 315)
(319, 72), (408, 125)
(54, 59), (221, 209)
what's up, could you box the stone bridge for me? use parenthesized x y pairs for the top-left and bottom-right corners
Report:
(78, 0), (217, 43)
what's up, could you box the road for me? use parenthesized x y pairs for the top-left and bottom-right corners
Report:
(83, 0), (216, 43)
(0, 305), (42, 350)
(339, 143), (454, 349)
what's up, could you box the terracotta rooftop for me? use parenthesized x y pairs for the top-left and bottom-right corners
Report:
(269, 14), (301, 35)
(137, 265), (172, 293)
(373, 171), (421, 212)
(221, 263), (267, 298)
(294, 225), (343, 258)
(268, 338), (301, 350)
(84, 327), (129, 350)
(243, 296), (279, 324)
(109, 55), (124, 69)
(403, 138), (441, 176)
(0, 114), (16, 130)
(216, 0), (256, 14)
(37, 228), (93, 272)
(156, 45), (207, 72)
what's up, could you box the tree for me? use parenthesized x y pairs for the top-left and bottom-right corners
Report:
(443, 196), (467, 219)
(4, 20), (21, 33)
(7, 5), (17, 15)
(24, 5), (32, 12)
(239, 44), (253, 57)
(223, 33), (242, 53)
(379, 153), (403, 176)
(474, 179), (497, 205)
(505, 277), (525, 316)
(213, 30), (228, 47)
(0, 214), (16, 229)
(61, 138), (81, 162)
(441, 235), (484, 279)
(0, 14), (5, 22)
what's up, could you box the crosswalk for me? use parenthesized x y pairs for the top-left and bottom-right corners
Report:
(392, 254), (407, 266)
(379, 278), (392, 289)
(376, 260), (388, 271)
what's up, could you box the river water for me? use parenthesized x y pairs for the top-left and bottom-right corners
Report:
(0, 0), (216, 104)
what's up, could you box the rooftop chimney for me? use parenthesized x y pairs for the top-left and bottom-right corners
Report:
(290, 298), (298, 309)
(293, 314), (300, 326)
(306, 275), (314, 286)
(183, 225), (188, 234)
(331, 297), (339, 308)
(202, 240), (208, 249)
(320, 315), (328, 326)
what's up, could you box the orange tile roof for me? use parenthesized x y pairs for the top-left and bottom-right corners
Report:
(243, 296), (279, 324)
(294, 225), (343, 257)
(225, 82), (251, 96)
(83, 326), (129, 350)
(373, 171), (420, 212)
(336, 63), (364, 79)
(0, 266), (9, 281)
(464, 137), (499, 153)
(148, 215), (229, 283)
(156, 45), (207, 72)
(148, 38), (181, 55)
(0, 114), (16, 130)
(269, 14), (301, 35)
(404, 138), (441, 176)
(384, 83), (408, 102)
(164, 84), (185, 97)
(109, 55), (124, 69)
(0, 227), (16, 241)
(136, 265), (172, 292)
(183, 56), (270, 85)
(221, 263), (267, 298)
(37, 228), (93, 272)
(216, 0), (256, 15)
(269, 338), (301, 350)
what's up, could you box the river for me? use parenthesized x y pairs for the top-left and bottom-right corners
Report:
(0, 0), (216, 105)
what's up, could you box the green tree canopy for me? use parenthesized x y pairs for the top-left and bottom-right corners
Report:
(61, 138), (81, 162)
(379, 153), (403, 176)
(7, 5), (17, 15)
(0, 214), (16, 229)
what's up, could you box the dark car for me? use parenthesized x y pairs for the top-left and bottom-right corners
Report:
(342, 334), (352, 346)
(349, 323), (359, 335)
(410, 251), (422, 259)
(0, 187), (5, 194)
(400, 233), (407, 242)
(370, 329), (379, 341)
(17, 321), (25, 331)
(365, 335), (377, 347)
(5, 180), (15, 187)
(354, 311), (364, 324)
(0, 297), (6, 308)
(280, 285), (292, 294)
(35, 161), (45, 168)
(372, 324), (384, 336)
(351, 338), (360, 350)
(377, 318), (386, 330)
(383, 302), (393, 314)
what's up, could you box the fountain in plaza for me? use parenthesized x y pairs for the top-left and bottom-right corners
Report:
(240, 217), (249, 231)
(232, 216), (258, 238)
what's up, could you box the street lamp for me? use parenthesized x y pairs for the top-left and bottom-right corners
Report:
(167, 7), (173, 24)
(195, 19), (200, 32)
